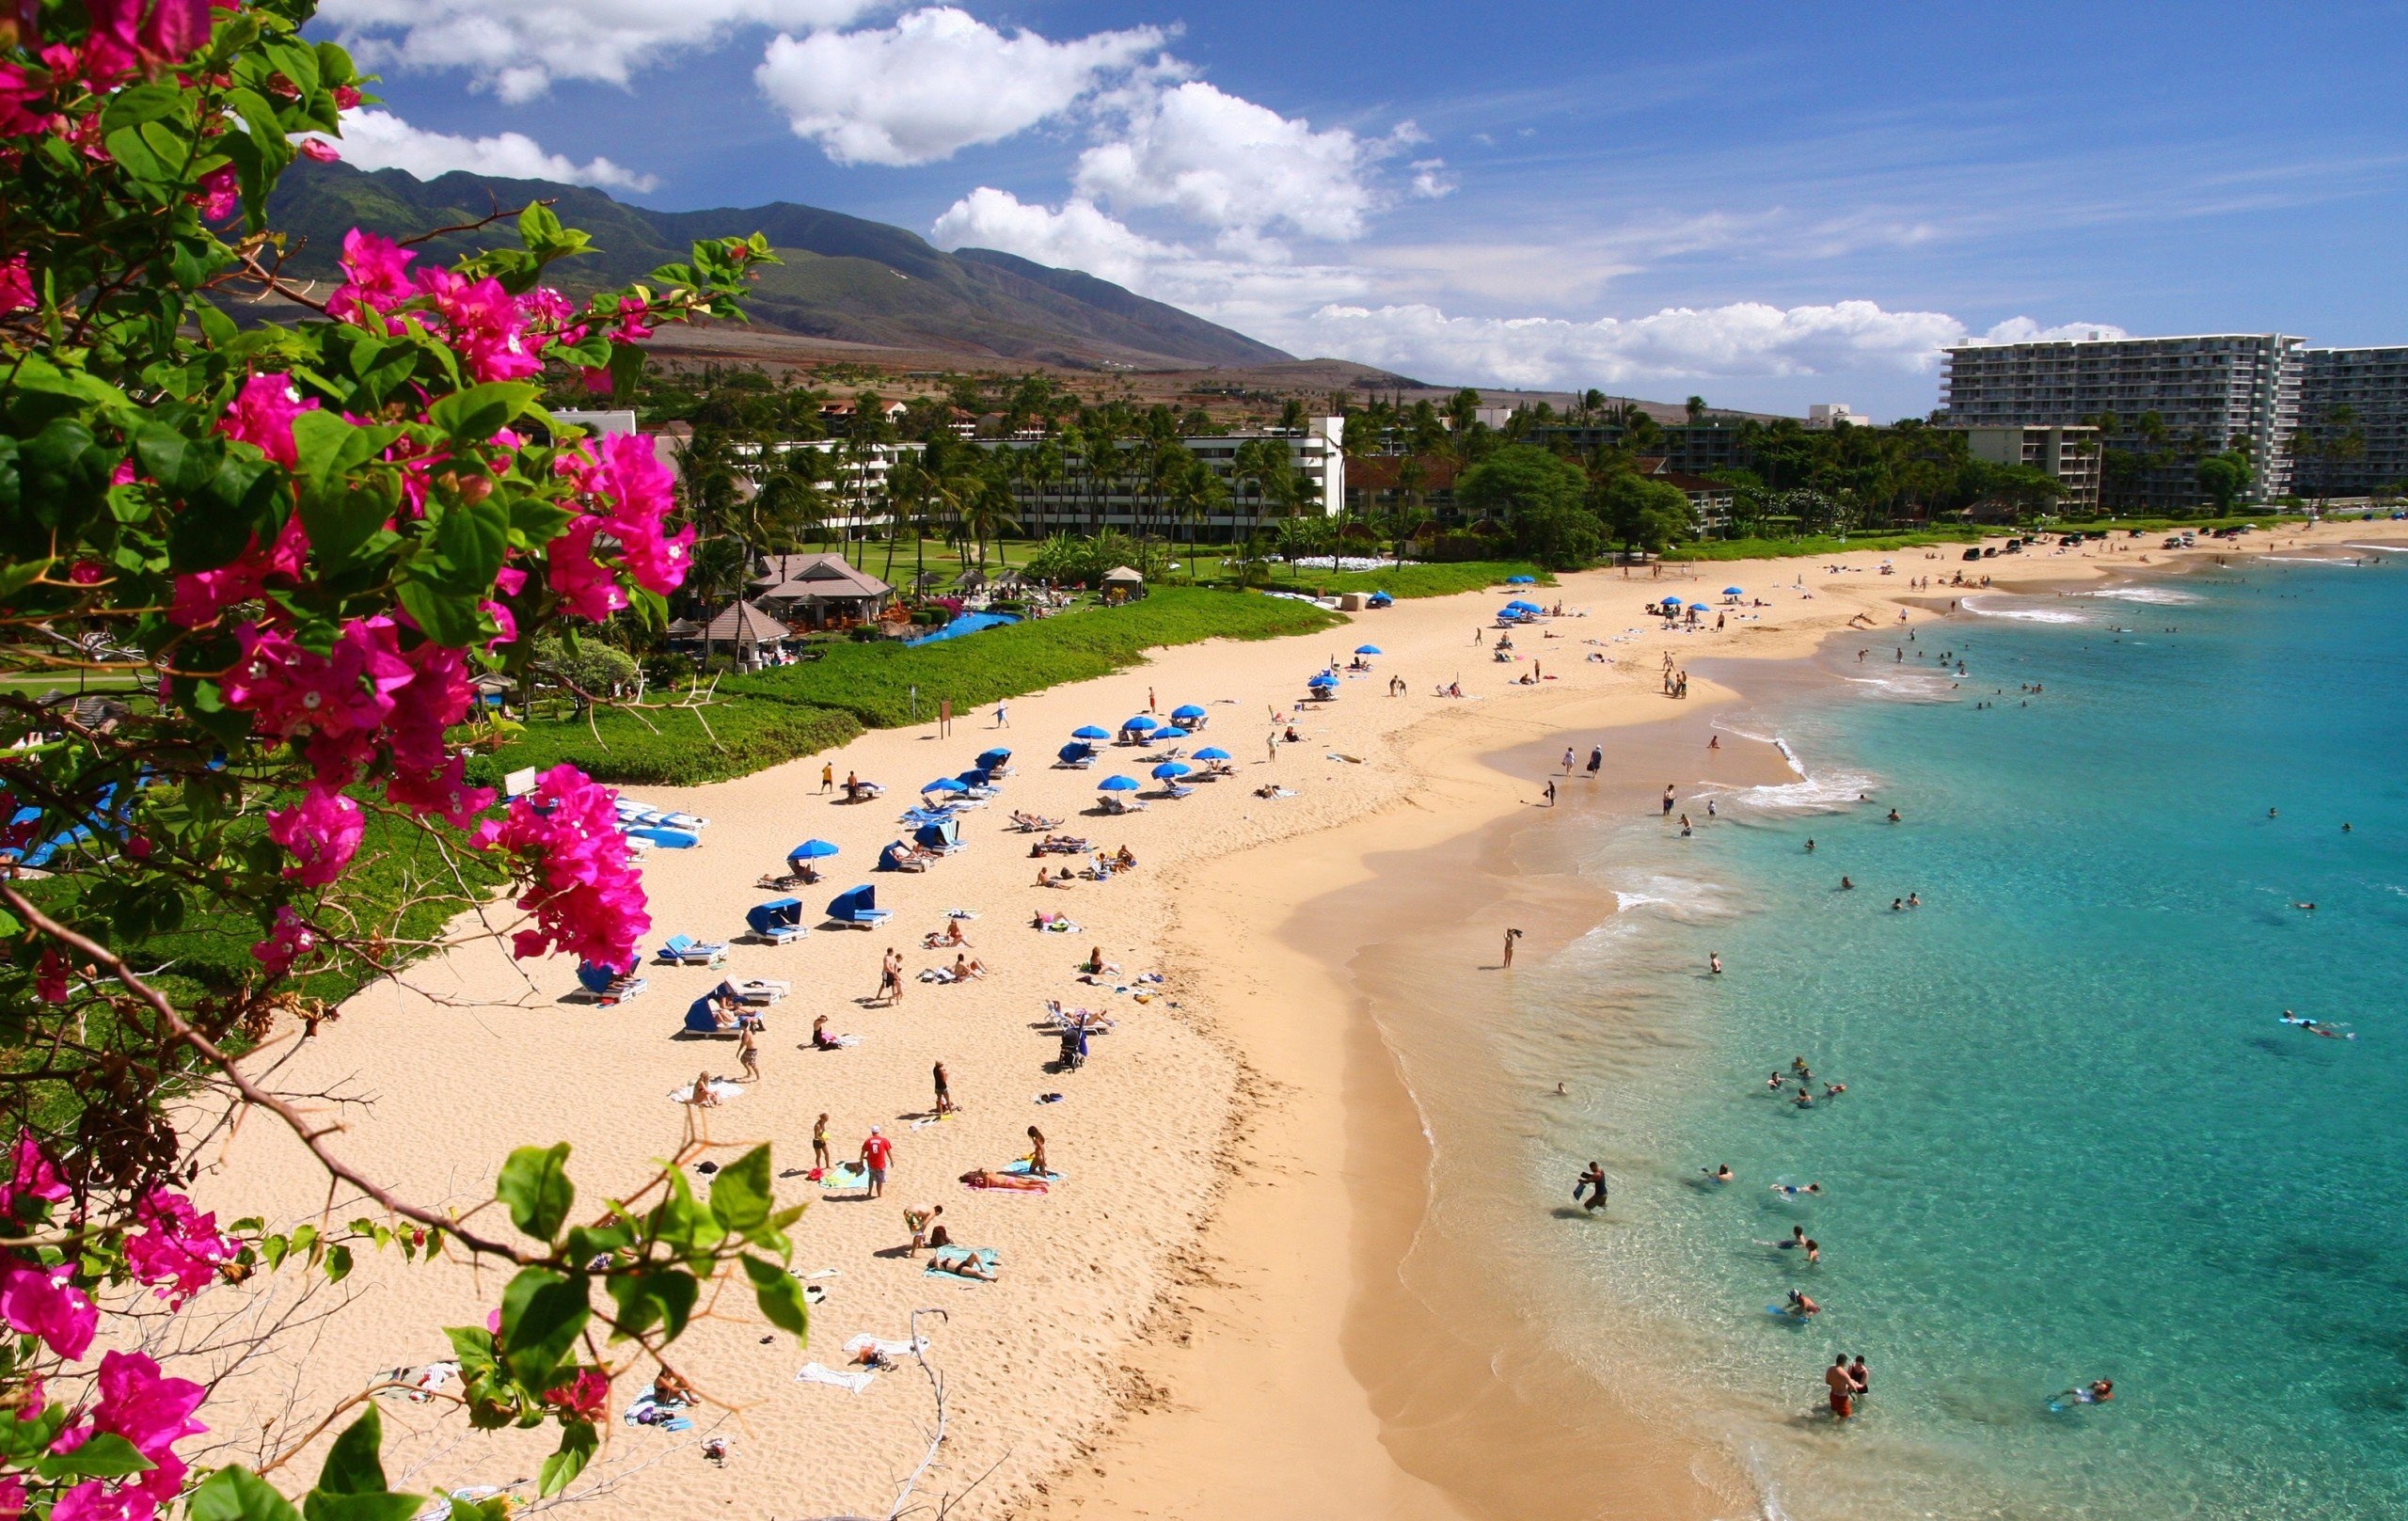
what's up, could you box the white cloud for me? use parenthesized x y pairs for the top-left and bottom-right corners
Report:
(1073, 81), (1393, 256)
(318, 0), (887, 103)
(309, 108), (657, 192)
(1968, 317), (2131, 345)
(1408, 159), (1457, 199)
(1276, 300), (1982, 389)
(754, 8), (1166, 167)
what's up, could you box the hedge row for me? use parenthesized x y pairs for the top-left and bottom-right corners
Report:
(465, 700), (864, 790)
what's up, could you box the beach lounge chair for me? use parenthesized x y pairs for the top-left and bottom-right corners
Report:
(618, 799), (708, 832)
(1010, 811), (1064, 832)
(1035, 834), (1090, 855)
(1098, 794), (1148, 816)
(720, 976), (787, 1006)
(624, 824), (699, 849)
(576, 960), (647, 1004)
(913, 817), (963, 855)
(827, 885), (892, 928)
(684, 997), (735, 1036)
(975, 748), (1015, 777)
(840, 779), (886, 803)
(1054, 742), (1098, 769)
(656, 935), (728, 967)
(879, 841), (931, 873)
(745, 897), (808, 944)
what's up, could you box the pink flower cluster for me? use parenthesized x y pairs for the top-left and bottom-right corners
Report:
(48, 1351), (208, 1521)
(471, 764), (651, 967)
(247, 905), (317, 976)
(0, 1132), (91, 1363)
(218, 372), (315, 469)
(548, 433), (692, 621)
(122, 1189), (236, 1307)
(224, 615), (496, 894)
(542, 1368), (609, 1420)
(0, 256), (31, 315)
(169, 514), (308, 628)
(73, 0), (216, 90)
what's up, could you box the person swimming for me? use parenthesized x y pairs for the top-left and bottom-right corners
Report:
(1794, 1088), (1815, 1108)
(1703, 1164), (1734, 1182)
(1782, 1290), (1821, 1318)
(1771, 1182), (1824, 1197)
(1841, 876), (1855, 890)
(2054, 1379), (2115, 1406)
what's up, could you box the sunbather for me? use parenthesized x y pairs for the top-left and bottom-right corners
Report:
(924, 1228), (997, 1280)
(922, 922), (972, 949)
(961, 1169), (1048, 1193)
(949, 953), (987, 980)
(883, 843), (928, 872)
(1080, 947), (1120, 976)
(687, 1069), (720, 1108)
(1113, 846), (1137, 870)
(652, 1370), (694, 1406)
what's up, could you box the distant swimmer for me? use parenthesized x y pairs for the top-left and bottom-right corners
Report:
(1841, 876), (1855, 890)
(2344, 823), (2354, 832)
(1574, 1162), (1609, 1212)
(1792, 1057), (1814, 1081)
(1768, 1070), (1786, 1089)
(1771, 1182), (1824, 1197)
(1710, 952), (1724, 974)
(2269, 807), (2279, 818)
(1782, 1290), (1822, 1319)
(2280, 1012), (2357, 1040)
(1822, 1083), (1847, 1099)
(1794, 1088), (1815, 1108)
(1704, 1164), (1734, 1182)
(1891, 898), (1905, 911)
(1887, 808), (1902, 823)
(2052, 1380), (2115, 1409)
(1907, 893), (1921, 908)
(1805, 838), (1816, 852)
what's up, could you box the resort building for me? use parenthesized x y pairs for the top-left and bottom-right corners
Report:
(982, 420), (1346, 538)
(1342, 453), (1460, 517)
(1804, 404), (1875, 429)
(1940, 333), (2304, 504)
(2292, 346), (2408, 499)
(1951, 425), (2103, 515)
(1525, 420), (1750, 476)
(1631, 458), (1737, 531)
(750, 553), (895, 630)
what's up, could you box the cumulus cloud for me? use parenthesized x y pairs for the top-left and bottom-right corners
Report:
(1074, 81), (1397, 257)
(309, 109), (657, 192)
(1408, 159), (1457, 200)
(755, 8), (1167, 166)
(319, 0), (887, 102)
(1273, 300), (1984, 390)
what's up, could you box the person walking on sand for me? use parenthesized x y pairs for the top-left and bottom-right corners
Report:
(1563, 747), (1576, 774)
(1545, 779), (1558, 807)
(1826, 1354), (1855, 1418)
(932, 1060), (956, 1116)
(813, 1114), (832, 1172)
(1662, 784), (1677, 816)
(876, 948), (904, 1006)
(994, 701), (1009, 729)
(737, 1023), (760, 1083)
(1588, 745), (1604, 776)
(1026, 1125), (1052, 1177)
(1502, 927), (1523, 969)
(820, 761), (833, 795)
(860, 1127), (894, 1199)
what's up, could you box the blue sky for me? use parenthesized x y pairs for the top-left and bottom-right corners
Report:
(315, 1), (2408, 418)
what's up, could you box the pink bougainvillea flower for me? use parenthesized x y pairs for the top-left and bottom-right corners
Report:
(545, 516), (628, 624)
(194, 162), (237, 222)
(264, 785), (365, 886)
(35, 950), (66, 1005)
(47, 1351), (207, 1510)
(416, 268), (544, 384)
(472, 765), (650, 967)
(0, 255), (33, 315)
(44, 1480), (148, 1521)
(2, 1129), (71, 1215)
(0, 1259), (98, 1360)
(0, 62), (56, 139)
(167, 514), (309, 628)
(218, 373), (317, 469)
(296, 136), (339, 163)
(123, 1192), (237, 1308)
(248, 904), (318, 977)
(223, 618), (412, 784)
(0, 1473), (25, 1521)
(610, 296), (654, 343)
(329, 229), (416, 333)
(542, 1368), (609, 1420)
(334, 84), (362, 110)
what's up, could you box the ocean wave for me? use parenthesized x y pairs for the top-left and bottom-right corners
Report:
(1725, 768), (1879, 815)
(2344, 544), (2407, 553)
(1959, 595), (2089, 625)
(2079, 585), (2202, 605)
(1845, 673), (1959, 701)
(1608, 874), (1731, 923)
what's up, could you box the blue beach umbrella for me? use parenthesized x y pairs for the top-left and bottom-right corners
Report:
(1723, 586), (1744, 595)
(1170, 704), (1207, 721)
(1124, 714), (1161, 731)
(1354, 644), (1382, 655)
(790, 839), (840, 860)
(1151, 762), (1193, 779)
(1661, 596), (1685, 608)
(976, 747), (1012, 765)
(923, 777), (968, 794)
(1071, 725), (1112, 740)
(1099, 774), (1141, 792)
(1193, 747), (1231, 760)
(1307, 673), (1339, 689)
(1506, 575), (1536, 584)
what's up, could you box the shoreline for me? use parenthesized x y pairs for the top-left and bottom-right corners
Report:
(190, 524), (2393, 1518)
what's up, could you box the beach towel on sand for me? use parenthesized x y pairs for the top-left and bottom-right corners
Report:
(797, 1363), (876, 1394)
(669, 1078), (744, 1104)
(843, 1333), (929, 1360)
(925, 1245), (1000, 1282)
(622, 1394), (693, 1431)
(818, 1162), (870, 1190)
(1001, 1159), (1062, 1181)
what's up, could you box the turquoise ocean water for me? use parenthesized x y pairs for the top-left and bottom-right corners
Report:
(1494, 550), (2408, 1518)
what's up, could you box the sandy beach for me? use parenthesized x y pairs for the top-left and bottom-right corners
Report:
(181, 522), (2388, 1518)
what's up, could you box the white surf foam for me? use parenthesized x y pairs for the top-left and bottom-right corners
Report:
(2079, 585), (2202, 605)
(1730, 768), (1878, 815)
(1959, 595), (2089, 625)
(1845, 673), (1958, 701)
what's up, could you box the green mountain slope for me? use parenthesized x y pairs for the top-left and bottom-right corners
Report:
(268, 162), (1291, 369)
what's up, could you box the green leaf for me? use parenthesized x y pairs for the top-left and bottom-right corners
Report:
(442, 1324), (498, 1383)
(189, 1466), (303, 1521)
(38, 1433), (155, 1481)
(742, 1255), (810, 1344)
(497, 1143), (576, 1242)
(102, 81), (186, 135)
(428, 382), (540, 443)
(0, 558), (53, 601)
(499, 1269), (590, 1388)
(394, 578), (481, 649)
(135, 423), (215, 497)
(299, 470), (400, 566)
(302, 1491), (423, 1521)
(606, 341), (644, 400)
(325, 1244), (353, 1282)
(197, 302), (241, 350)
(603, 1268), (696, 1343)
(505, 494), (575, 548)
(538, 1420), (596, 1498)
(707, 1146), (773, 1234)
(316, 1406), (388, 1495)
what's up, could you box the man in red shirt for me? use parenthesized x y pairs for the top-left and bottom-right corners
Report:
(860, 1126), (894, 1198)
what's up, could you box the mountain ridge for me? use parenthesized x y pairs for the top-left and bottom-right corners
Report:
(267, 162), (1291, 371)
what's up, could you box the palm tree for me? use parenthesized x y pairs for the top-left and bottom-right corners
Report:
(1164, 454), (1228, 580)
(957, 458), (1022, 572)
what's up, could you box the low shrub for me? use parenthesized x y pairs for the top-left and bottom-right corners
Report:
(467, 701), (863, 789)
